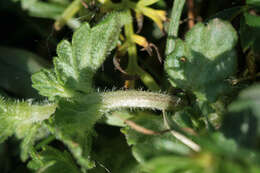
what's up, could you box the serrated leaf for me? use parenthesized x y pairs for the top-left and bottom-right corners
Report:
(32, 69), (75, 99)
(165, 19), (237, 102)
(32, 12), (131, 98)
(0, 97), (56, 160)
(28, 146), (81, 173)
(47, 93), (103, 171)
(122, 114), (190, 163)
(69, 11), (131, 93)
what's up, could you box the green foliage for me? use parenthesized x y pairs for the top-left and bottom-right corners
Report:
(31, 11), (131, 171)
(122, 114), (191, 163)
(47, 95), (103, 170)
(0, 97), (56, 160)
(28, 146), (81, 173)
(141, 133), (260, 173)
(1, 0), (260, 173)
(32, 12), (131, 99)
(165, 19), (237, 102)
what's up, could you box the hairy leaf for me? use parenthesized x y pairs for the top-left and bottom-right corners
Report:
(32, 12), (131, 99)
(165, 19), (237, 102)
(28, 146), (81, 173)
(32, 69), (75, 99)
(0, 97), (56, 160)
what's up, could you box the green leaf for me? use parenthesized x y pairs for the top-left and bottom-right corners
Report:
(69, 11), (131, 93)
(47, 93), (103, 171)
(32, 12), (131, 98)
(0, 46), (50, 98)
(0, 97), (56, 160)
(165, 19), (237, 102)
(28, 146), (81, 173)
(122, 113), (191, 163)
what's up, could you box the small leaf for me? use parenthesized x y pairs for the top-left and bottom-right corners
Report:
(32, 69), (75, 99)
(28, 146), (81, 173)
(165, 19), (238, 102)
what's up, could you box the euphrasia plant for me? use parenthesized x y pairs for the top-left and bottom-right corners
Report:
(1, 0), (260, 173)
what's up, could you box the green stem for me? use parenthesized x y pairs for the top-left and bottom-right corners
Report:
(54, 0), (82, 30)
(165, 0), (186, 55)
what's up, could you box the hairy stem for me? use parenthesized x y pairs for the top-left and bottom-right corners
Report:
(100, 90), (186, 111)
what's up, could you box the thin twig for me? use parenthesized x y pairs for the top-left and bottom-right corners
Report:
(162, 110), (201, 152)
